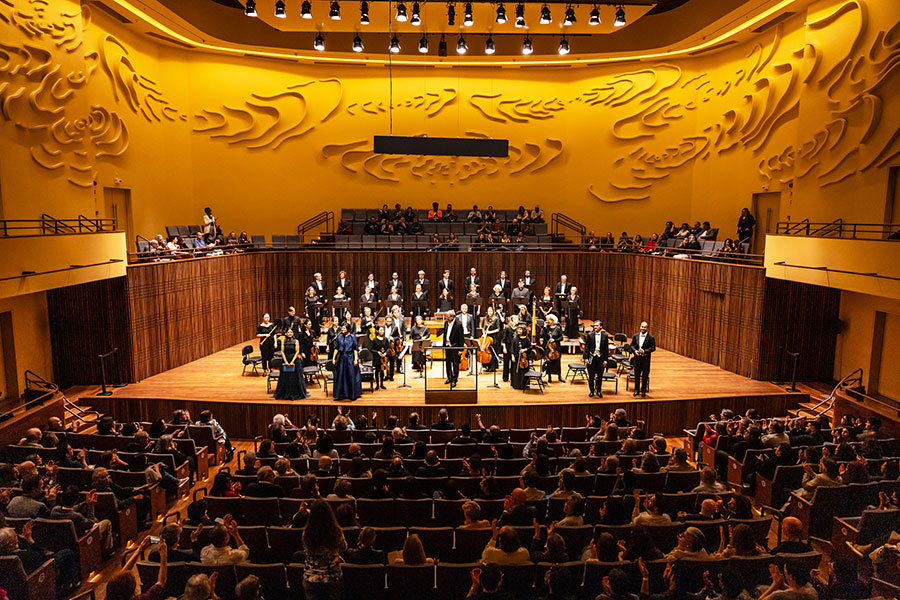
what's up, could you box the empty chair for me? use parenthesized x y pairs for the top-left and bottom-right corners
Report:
(453, 527), (493, 562)
(409, 527), (454, 560)
(342, 563), (387, 600)
(0, 556), (55, 600)
(665, 470), (701, 493)
(371, 527), (408, 553)
(387, 564), (436, 600)
(584, 561), (640, 596)
(267, 527), (304, 563)
(554, 525), (594, 559)
(241, 497), (282, 526)
(437, 562), (481, 600)
(358, 498), (397, 527)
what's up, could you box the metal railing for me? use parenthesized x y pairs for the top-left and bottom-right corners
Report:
(776, 220), (900, 240)
(0, 370), (62, 423)
(800, 368), (864, 417)
(551, 212), (586, 241)
(297, 211), (334, 246)
(0, 214), (116, 237)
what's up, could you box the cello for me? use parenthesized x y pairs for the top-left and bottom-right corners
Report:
(460, 347), (470, 372)
(478, 332), (493, 365)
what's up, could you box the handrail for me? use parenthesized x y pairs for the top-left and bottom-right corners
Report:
(777, 218), (810, 235)
(63, 396), (101, 427)
(41, 213), (76, 235)
(551, 212), (586, 240)
(775, 220), (900, 240)
(297, 211), (335, 246)
(0, 370), (61, 420)
(0, 215), (115, 237)
(809, 218), (842, 237)
(802, 368), (864, 417)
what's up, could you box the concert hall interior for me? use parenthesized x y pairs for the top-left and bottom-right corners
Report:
(2, 0), (900, 598)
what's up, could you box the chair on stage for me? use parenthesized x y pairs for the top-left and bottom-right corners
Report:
(241, 345), (262, 376)
(565, 359), (588, 383)
(601, 358), (619, 393)
(523, 347), (547, 394)
(267, 357), (282, 393)
(358, 348), (377, 392)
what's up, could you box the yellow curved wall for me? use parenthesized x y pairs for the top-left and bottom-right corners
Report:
(1, 0), (899, 241)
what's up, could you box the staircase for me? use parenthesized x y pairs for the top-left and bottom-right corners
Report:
(785, 369), (865, 424)
(550, 212), (585, 247)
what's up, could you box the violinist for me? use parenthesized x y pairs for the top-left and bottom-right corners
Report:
(360, 306), (376, 333)
(583, 320), (609, 398)
(480, 306), (502, 372)
(501, 314), (519, 383)
(515, 303), (532, 327)
(256, 313), (277, 375)
(442, 309), (464, 387)
(325, 318), (341, 359)
(510, 324), (531, 390)
(410, 314), (430, 372)
(300, 319), (318, 371)
(370, 326), (390, 390)
(541, 313), (563, 382)
(305, 286), (321, 335)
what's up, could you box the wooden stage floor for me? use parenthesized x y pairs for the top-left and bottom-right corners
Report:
(80, 341), (806, 438)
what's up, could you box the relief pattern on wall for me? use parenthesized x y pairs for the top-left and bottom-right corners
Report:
(1, 0), (899, 196)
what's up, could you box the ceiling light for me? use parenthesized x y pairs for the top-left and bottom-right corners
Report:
(496, 3), (507, 23)
(457, 35), (467, 53)
(244, 0), (257, 17)
(301, 0), (312, 18)
(419, 34), (429, 52)
(522, 36), (533, 54)
(314, 34), (325, 50)
(353, 34), (364, 51)
(539, 4), (551, 24)
(485, 35), (495, 54)
(438, 34), (447, 56)
(396, 2), (408, 21)
(329, 1), (341, 20)
(589, 5), (600, 25)
(558, 37), (569, 54)
(359, 1), (369, 23)
(614, 6), (626, 26)
(274, 0), (286, 18)
(564, 6), (576, 25)
(447, 4), (456, 26)
(464, 2), (474, 26)
(514, 2), (525, 27)
(390, 35), (401, 53)
(411, 2), (421, 24)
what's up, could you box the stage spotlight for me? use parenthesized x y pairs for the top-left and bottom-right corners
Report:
(464, 2), (474, 25)
(485, 35), (495, 54)
(614, 6), (626, 26)
(589, 5), (600, 25)
(540, 4), (551, 24)
(514, 2), (525, 27)
(411, 2), (421, 24)
(353, 34), (364, 51)
(329, 1), (341, 19)
(390, 35), (401, 52)
(496, 3), (507, 23)
(314, 33), (325, 50)
(274, 0), (286, 18)
(419, 34), (429, 52)
(522, 36), (533, 54)
(558, 37), (569, 54)
(438, 34), (447, 56)
(301, 0), (312, 18)
(447, 3), (456, 26)
(457, 35), (467, 53)
(244, 0), (257, 17)
(564, 6), (576, 25)
(396, 2), (408, 21)
(359, 0), (369, 23)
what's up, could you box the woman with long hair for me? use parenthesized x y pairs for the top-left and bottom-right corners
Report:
(331, 323), (362, 400)
(302, 500), (347, 599)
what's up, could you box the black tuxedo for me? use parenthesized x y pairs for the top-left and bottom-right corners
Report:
(444, 318), (465, 383)
(523, 276), (537, 291)
(364, 280), (380, 299)
(311, 280), (327, 302)
(583, 331), (610, 395)
(496, 278), (512, 298)
(437, 278), (454, 295)
(456, 313), (476, 339)
(630, 332), (656, 395)
(465, 276), (481, 291)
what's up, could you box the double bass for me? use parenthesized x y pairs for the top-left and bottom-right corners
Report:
(460, 347), (470, 371)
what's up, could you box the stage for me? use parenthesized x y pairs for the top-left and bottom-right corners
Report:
(79, 340), (806, 438)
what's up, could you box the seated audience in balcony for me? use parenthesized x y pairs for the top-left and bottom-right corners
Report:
(467, 205), (483, 222)
(407, 215), (424, 235)
(585, 231), (599, 250)
(364, 217), (379, 234)
(644, 233), (660, 253)
(336, 219), (352, 234)
(660, 221), (676, 241)
(428, 202), (443, 221)
(444, 203), (458, 222)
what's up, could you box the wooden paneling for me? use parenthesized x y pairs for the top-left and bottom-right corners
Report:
(49, 251), (840, 386)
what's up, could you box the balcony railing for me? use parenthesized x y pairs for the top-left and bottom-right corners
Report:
(0, 214), (117, 237)
(775, 220), (900, 240)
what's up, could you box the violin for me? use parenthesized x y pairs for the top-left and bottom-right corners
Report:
(310, 344), (319, 363)
(392, 338), (404, 356)
(519, 349), (529, 369)
(460, 348), (470, 371)
(547, 340), (560, 361)
(478, 333), (493, 365)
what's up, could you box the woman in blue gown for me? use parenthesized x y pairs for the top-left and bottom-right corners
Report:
(274, 330), (309, 400)
(332, 323), (363, 401)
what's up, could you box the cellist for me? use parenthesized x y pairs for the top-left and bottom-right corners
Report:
(480, 306), (502, 373)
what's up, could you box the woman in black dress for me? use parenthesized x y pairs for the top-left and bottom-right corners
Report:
(510, 325), (532, 390)
(438, 288), (454, 312)
(410, 284), (429, 319)
(541, 313), (563, 382)
(299, 319), (317, 371)
(256, 313), (277, 375)
(564, 287), (581, 339)
(332, 287), (348, 320)
(481, 306), (502, 372)
(737, 207), (756, 245)
(275, 330), (309, 400)
(305, 286), (321, 335)
(370, 326), (390, 390)
(410, 315), (430, 372)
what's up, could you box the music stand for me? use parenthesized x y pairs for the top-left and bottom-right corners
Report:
(333, 299), (350, 320)
(397, 342), (412, 388)
(412, 339), (431, 379)
(486, 345), (501, 389)
(386, 299), (403, 314)
(560, 299), (571, 333)
(411, 299), (428, 319)
(361, 300), (379, 317)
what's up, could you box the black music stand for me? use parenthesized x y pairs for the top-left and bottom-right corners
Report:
(411, 299), (428, 319)
(397, 342), (412, 388)
(486, 345), (501, 389)
(361, 300), (379, 316)
(412, 339), (431, 379)
(386, 300), (403, 313)
(785, 351), (801, 393)
(333, 299), (351, 320)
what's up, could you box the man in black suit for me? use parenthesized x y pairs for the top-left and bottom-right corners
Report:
(388, 272), (403, 297)
(364, 274), (380, 300)
(495, 270), (511, 299)
(311, 273), (328, 305)
(464, 267), (480, 292)
(336, 270), (352, 298)
(501, 315), (518, 383)
(555, 275), (572, 310)
(283, 306), (302, 337)
(414, 270), (430, 294)
(457, 304), (476, 340)
(437, 269), (453, 296)
(630, 321), (656, 398)
(522, 270), (537, 292)
(583, 321), (609, 398)
(443, 309), (464, 386)
(430, 408), (455, 430)
(244, 466), (284, 498)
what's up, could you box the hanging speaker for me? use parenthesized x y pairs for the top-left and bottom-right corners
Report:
(374, 135), (509, 157)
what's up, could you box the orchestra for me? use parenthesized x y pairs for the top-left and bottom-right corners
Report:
(252, 267), (653, 399)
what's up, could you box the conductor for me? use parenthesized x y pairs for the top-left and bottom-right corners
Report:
(630, 321), (656, 398)
(443, 309), (464, 387)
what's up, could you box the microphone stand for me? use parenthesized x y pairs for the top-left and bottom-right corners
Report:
(397, 343), (412, 389)
(486, 345), (501, 389)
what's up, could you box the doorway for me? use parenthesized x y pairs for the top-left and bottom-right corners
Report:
(752, 192), (781, 254)
(104, 187), (133, 245)
(870, 311), (900, 401)
(885, 167), (900, 238)
(0, 311), (18, 405)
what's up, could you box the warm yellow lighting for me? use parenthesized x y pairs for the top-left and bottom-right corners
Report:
(88, 572), (102, 583)
(107, 0), (799, 67)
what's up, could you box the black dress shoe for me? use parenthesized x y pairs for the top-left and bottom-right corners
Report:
(589, 392), (594, 398)
(444, 379), (451, 384)
(598, 393), (603, 398)
(633, 392), (639, 397)
(641, 393), (647, 398)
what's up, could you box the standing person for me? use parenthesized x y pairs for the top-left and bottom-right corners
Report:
(386, 309), (407, 378)
(584, 321), (609, 398)
(335, 271), (352, 299)
(410, 315), (430, 372)
(737, 207), (756, 246)
(332, 323), (362, 401)
(438, 288), (454, 312)
(437, 269), (453, 297)
(501, 315), (519, 383)
(302, 499), (347, 600)
(465, 267), (481, 293)
(564, 287), (581, 339)
(443, 310), (464, 387)
(300, 319), (318, 370)
(370, 326), (390, 390)
(410, 283), (429, 319)
(511, 325), (532, 390)
(283, 306), (302, 337)
(554, 275), (572, 311)
(542, 314), (563, 382)
(202, 206), (218, 237)
(305, 286), (322, 335)
(481, 306), (502, 373)
(256, 313), (277, 375)
(631, 322), (656, 398)
(523, 270), (537, 291)
(275, 330), (309, 400)
(495, 271), (512, 299)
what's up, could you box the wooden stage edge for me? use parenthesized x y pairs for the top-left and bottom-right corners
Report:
(85, 392), (806, 439)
